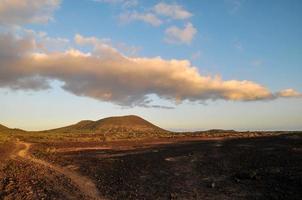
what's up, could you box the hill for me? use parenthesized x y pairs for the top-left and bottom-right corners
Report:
(0, 124), (25, 134)
(46, 115), (171, 139)
(0, 124), (10, 133)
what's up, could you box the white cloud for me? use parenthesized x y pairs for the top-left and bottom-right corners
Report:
(118, 2), (193, 27)
(1, 33), (300, 107)
(93, 0), (138, 8)
(153, 2), (192, 20)
(115, 2), (196, 46)
(0, 0), (60, 25)
(277, 89), (302, 98)
(165, 23), (197, 44)
(225, 0), (244, 14)
(119, 11), (163, 26)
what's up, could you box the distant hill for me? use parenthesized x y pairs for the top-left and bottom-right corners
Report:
(0, 124), (25, 133)
(0, 124), (9, 132)
(46, 115), (171, 139)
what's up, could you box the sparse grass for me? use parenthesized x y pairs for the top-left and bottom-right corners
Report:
(19, 133), (107, 143)
(9, 130), (174, 143)
(0, 132), (12, 143)
(2, 129), (301, 144)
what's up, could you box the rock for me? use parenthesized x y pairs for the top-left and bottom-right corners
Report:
(169, 192), (177, 199)
(207, 182), (216, 188)
(235, 170), (258, 180)
(235, 178), (240, 183)
(269, 167), (281, 174)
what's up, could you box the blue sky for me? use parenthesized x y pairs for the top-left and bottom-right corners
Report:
(0, 0), (301, 131)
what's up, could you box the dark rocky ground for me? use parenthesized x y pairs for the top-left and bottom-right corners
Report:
(0, 159), (85, 200)
(51, 134), (302, 200)
(0, 142), (86, 200)
(0, 133), (301, 200)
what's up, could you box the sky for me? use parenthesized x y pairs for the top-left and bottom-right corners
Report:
(0, 0), (301, 131)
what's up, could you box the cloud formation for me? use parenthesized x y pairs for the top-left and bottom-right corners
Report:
(0, 1), (300, 107)
(118, 2), (192, 25)
(277, 89), (302, 98)
(165, 23), (197, 44)
(0, 32), (300, 107)
(116, 2), (196, 45)
(153, 2), (192, 20)
(119, 12), (163, 26)
(93, 0), (138, 8)
(0, 0), (60, 25)
(225, 0), (244, 14)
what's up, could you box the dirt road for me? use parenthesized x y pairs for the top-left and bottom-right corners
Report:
(12, 140), (103, 200)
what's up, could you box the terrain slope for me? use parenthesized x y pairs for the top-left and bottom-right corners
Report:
(45, 115), (170, 138)
(0, 124), (9, 132)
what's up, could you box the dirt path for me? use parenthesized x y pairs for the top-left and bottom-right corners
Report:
(12, 140), (103, 200)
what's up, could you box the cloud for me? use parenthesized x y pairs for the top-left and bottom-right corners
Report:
(75, 33), (140, 57)
(22, 29), (70, 52)
(225, 0), (244, 14)
(118, 2), (193, 27)
(191, 51), (202, 60)
(165, 23), (197, 44)
(1, 33), (300, 107)
(0, 0), (60, 25)
(115, 42), (141, 56)
(277, 89), (302, 98)
(115, 2), (196, 46)
(0, 32), (50, 90)
(119, 11), (163, 26)
(153, 2), (192, 20)
(93, 0), (138, 8)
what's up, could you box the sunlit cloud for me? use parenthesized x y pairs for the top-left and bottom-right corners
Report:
(93, 0), (138, 8)
(0, 32), (300, 107)
(0, 0), (300, 108)
(114, 1), (196, 45)
(165, 23), (197, 44)
(153, 2), (192, 20)
(119, 11), (163, 26)
(277, 89), (302, 98)
(0, 0), (60, 25)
